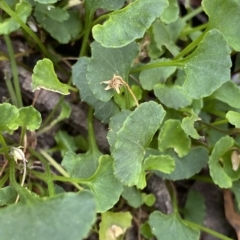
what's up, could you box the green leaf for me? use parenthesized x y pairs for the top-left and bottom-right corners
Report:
(72, 57), (119, 123)
(32, 58), (70, 95)
(154, 84), (192, 110)
(184, 190), (205, 225)
(34, 3), (69, 22)
(113, 85), (142, 109)
(107, 110), (131, 153)
(139, 59), (176, 90)
(34, 9), (82, 43)
(0, 103), (19, 131)
(211, 81), (240, 108)
(149, 211), (200, 240)
(121, 186), (143, 208)
(55, 131), (77, 157)
(7, 106), (42, 131)
(113, 101), (166, 186)
(157, 147), (209, 180)
(62, 149), (101, 179)
(85, 0), (125, 15)
(152, 19), (179, 55)
(0, 1), (32, 34)
(203, 0), (240, 51)
(181, 29), (231, 99)
(34, 0), (58, 4)
(226, 111), (240, 128)
(140, 222), (154, 239)
(209, 136), (234, 188)
(142, 193), (156, 207)
(86, 155), (123, 212)
(99, 211), (132, 240)
(0, 186), (18, 206)
(86, 41), (139, 102)
(92, 0), (169, 47)
(0, 191), (96, 240)
(158, 119), (191, 157)
(143, 155), (175, 173)
(161, 0), (179, 24)
(181, 111), (201, 139)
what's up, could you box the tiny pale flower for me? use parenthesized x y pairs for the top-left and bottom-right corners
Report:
(101, 74), (124, 94)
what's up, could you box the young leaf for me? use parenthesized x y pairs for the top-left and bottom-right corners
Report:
(143, 155), (175, 174)
(202, 0), (240, 51)
(7, 106), (42, 131)
(161, 0), (179, 24)
(0, 1), (32, 34)
(0, 186), (18, 206)
(55, 131), (77, 157)
(184, 190), (205, 225)
(107, 110), (131, 153)
(149, 211), (200, 240)
(0, 191), (96, 240)
(32, 58), (70, 95)
(158, 119), (191, 157)
(85, 155), (123, 212)
(113, 101), (166, 186)
(181, 29), (231, 99)
(157, 147), (209, 181)
(226, 111), (240, 128)
(152, 19), (179, 56)
(139, 59), (176, 90)
(121, 186), (143, 208)
(181, 111), (201, 139)
(209, 136), (234, 188)
(86, 41), (139, 102)
(211, 81), (240, 108)
(72, 57), (119, 123)
(92, 0), (169, 47)
(0, 103), (19, 131)
(99, 211), (132, 240)
(62, 149), (101, 179)
(154, 84), (192, 110)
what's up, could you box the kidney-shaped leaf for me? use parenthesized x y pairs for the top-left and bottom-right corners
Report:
(203, 0), (240, 51)
(86, 41), (139, 102)
(113, 101), (166, 186)
(0, 103), (19, 131)
(0, 186), (18, 206)
(7, 106), (42, 131)
(0, 191), (96, 240)
(149, 211), (200, 240)
(158, 119), (191, 157)
(154, 84), (192, 110)
(157, 147), (209, 181)
(72, 57), (119, 123)
(161, 0), (179, 24)
(226, 111), (240, 128)
(209, 136), (234, 188)
(181, 29), (231, 99)
(92, 0), (168, 47)
(32, 58), (70, 95)
(0, 1), (32, 34)
(83, 155), (123, 213)
(99, 211), (132, 240)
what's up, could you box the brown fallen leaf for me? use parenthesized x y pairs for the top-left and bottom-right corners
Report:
(223, 189), (240, 239)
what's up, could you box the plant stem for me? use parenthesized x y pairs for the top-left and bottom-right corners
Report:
(181, 6), (204, 22)
(28, 148), (55, 197)
(181, 23), (208, 37)
(130, 60), (183, 74)
(4, 34), (23, 107)
(4, 71), (18, 106)
(39, 149), (83, 191)
(79, 9), (94, 56)
(0, 1), (49, 57)
(87, 107), (98, 152)
(184, 220), (234, 240)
